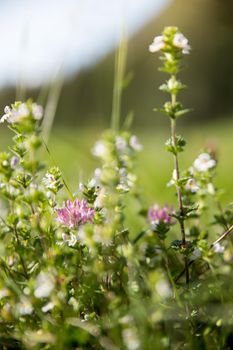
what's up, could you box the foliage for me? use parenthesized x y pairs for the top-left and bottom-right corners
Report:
(0, 27), (232, 350)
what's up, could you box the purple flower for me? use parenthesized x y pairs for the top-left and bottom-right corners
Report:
(56, 199), (95, 228)
(148, 204), (175, 226)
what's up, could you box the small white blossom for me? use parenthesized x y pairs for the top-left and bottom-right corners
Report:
(0, 288), (9, 299)
(32, 103), (43, 120)
(193, 153), (216, 172)
(10, 156), (20, 169)
(167, 169), (178, 187)
(92, 141), (107, 158)
(149, 35), (165, 53)
(41, 301), (55, 313)
(94, 187), (106, 208)
(42, 173), (57, 190)
(185, 178), (199, 193)
(122, 328), (140, 350)
(115, 136), (127, 151)
(16, 298), (33, 315)
(34, 272), (55, 298)
(213, 242), (225, 254)
(173, 33), (191, 54)
(155, 279), (172, 298)
(1, 103), (29, 124)
(129, 135), (143, 151)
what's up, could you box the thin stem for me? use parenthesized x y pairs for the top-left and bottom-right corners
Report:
(211, 224), (233, 247)
(111, 34), (127, 131)
(170, 92), (189, 285)
(14, 226), (28, 279)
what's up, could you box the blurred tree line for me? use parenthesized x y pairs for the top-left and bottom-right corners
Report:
(1, 0), (233, 128)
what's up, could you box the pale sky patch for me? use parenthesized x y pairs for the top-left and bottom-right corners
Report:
(0, 0), (170, 87)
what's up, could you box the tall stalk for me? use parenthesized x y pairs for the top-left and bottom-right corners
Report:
(149, 26), (191, 285)
(111, 34), (127, 131)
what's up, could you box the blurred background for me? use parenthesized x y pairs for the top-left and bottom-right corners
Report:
(0, 0), (232, 204)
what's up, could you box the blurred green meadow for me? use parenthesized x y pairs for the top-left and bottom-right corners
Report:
(1, 118), (231, 206)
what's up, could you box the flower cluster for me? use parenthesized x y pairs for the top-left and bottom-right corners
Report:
(148, 204), (175, 227)
(56, 198), (95, 228)
(193, 153), (216, 172)
(0, 101), (43, 124)
(149, 28), (191, 55)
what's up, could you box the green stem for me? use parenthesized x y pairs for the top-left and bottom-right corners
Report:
(171, 92), (189, 285)
(111, 36), (127, 131)
(14, 226), (28, 279)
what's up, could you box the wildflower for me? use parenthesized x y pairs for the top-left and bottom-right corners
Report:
(0, 288), (9, 299)
(155, 279), (172, 298)
(1, 103), (29, 124)
(213, 242), (225, 254)
(10, 156), (19, 169)
(115, 136), (127, 151)
(16, 298), (33, 315)
(149, 35), (165, 53)
(92, 140), (107, 158)
(32, 103), (43, 120)
(0, 106), (11, 123)
(88, 168), (102, 187)
(0, 102), (43, 124)
(167, 169), (178, 187)
(94, 187), (106, 208)
(173, 33), (191, 54)
(185, 178), (199, 193)
(43, 173), (57, 190)
(193, 153), (216, 172)
(34, 272), (55, 298)
(56, 199), (95, 228)
(122, 328), (140, 350)
(129, 135), (143, 151)
(148, 204), (174, 226)
(41, 302), (55, 313)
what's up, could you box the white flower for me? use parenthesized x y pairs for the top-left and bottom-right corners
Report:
(32, 103), (43, 120)
(185, 178), (199, 193)
(0, 288), (9, 299)
(10, 156), (19, 169)
(115, 136), (127, 151)
(213, 242), (225, 254)
(41, 301), (55, 313)
(92, 141), (107, 158)
(173, 33), (191, 54)
(88, 168), (102, 187)
(94, 187), (106, 208)
(149, 35), (165, 53)
(155, 279), (172, 298)
(34, 272), (55, 298)
(167, 169), (178, 187)
(129, 135), (143, 151)
(0, 106), (11, 123)
(193, 153), (216, 172)
(16, 298), (33, 315)
(122, 328), (140, 350)
(42, 173), (57, 190)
